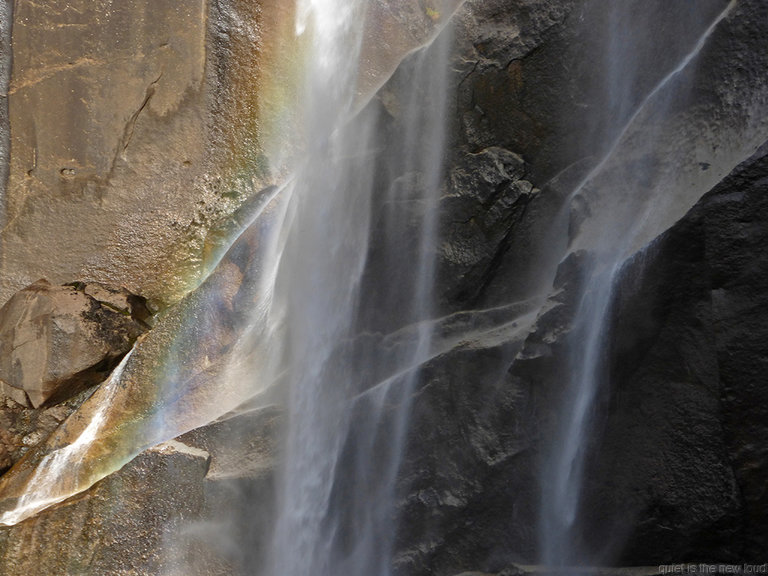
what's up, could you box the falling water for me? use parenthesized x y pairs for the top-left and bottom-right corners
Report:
(540, 0), (739, 567)
(2, 0), (763, 571)
(0, 0), (462, 550)
(266, 3), (454, 575)
(0, 351), (131, 526)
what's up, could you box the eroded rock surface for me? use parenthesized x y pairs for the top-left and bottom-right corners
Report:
(439, 146), (538, 304)
(0, 0), (214, 306)
(0, 280), (150, 408)
(0, 440), (216, 576)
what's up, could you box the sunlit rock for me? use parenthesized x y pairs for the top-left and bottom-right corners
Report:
(0, 280), (150, 408)
(1, 0), (768, 571)
(0, 389), (93, 476)
(0, 0), (211, 306)
(0, 440), (212, 576)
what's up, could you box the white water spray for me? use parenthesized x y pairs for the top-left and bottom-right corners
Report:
(265, 3), (455, 575)
(0, 351), (131, 526)
(540, 0), (742, 566)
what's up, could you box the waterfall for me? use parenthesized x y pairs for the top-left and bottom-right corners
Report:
(265, 3), (453, 576)
(539, 0), (740, 566)
(0, 1), (461, 541)
(3, 0), (767, 571)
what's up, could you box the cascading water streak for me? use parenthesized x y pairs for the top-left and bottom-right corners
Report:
(266, 3), (454, 576)
(0, 0), (464, 547)
(540, 0), (739, 567)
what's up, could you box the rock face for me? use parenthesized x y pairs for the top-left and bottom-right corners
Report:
(0, 280), (149, 408)
(0, 408), (279, 576)
(0, 0), (299, 308)
(0, 389), (92, 475)
(0, 440), (215, 576)
(178, 406), (281, 574)
(391, 138), (768, 573)
(438, 146), (537, 305)
(378, 0), (768, 572)
(0, 0), (475, 309)
(0, 0), (212, 306)
(579, 141), (768, 564)
(1, 0), (768, 574)
(0, 0), (10, 199)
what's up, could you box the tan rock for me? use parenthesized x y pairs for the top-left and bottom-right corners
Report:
(0, 0), (212, 307)
(0, 388), (88, 475)
(0, 441), (221, 576)
(0, 280), (149, 408)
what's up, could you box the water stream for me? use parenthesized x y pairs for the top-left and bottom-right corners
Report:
(540, 0), (739, 566)
(0, 1), (462, 541)
(266, 2), (453, 573)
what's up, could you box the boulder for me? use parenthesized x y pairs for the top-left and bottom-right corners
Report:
(0, 280), (150, 408)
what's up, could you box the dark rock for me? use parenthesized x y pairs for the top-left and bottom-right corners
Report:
(0, 280), (150, 408)
(577, 141), (768, 564)
(1, 1), (768, 574)
(392, 141), (768, 571)
(438, 147), (538, 306)
(393, 249), (593, 574)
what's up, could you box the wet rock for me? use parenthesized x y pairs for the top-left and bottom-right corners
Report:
(395, 142), (768, 572)
(0, 391), (91, 476)
(577, 141), (768, 564)
(179, 404), (280, 482)
(178, 405), (281, 573)
(393, 250), (592, 575)
(0, 280), (150, 408)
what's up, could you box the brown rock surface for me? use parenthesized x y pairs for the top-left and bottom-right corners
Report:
(0, 0), (213, 307)
(0, 440), (220, 576)
(0, 391), (88, 475)
(0, 0), (466, 310)
(0, 280), (149, 408)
